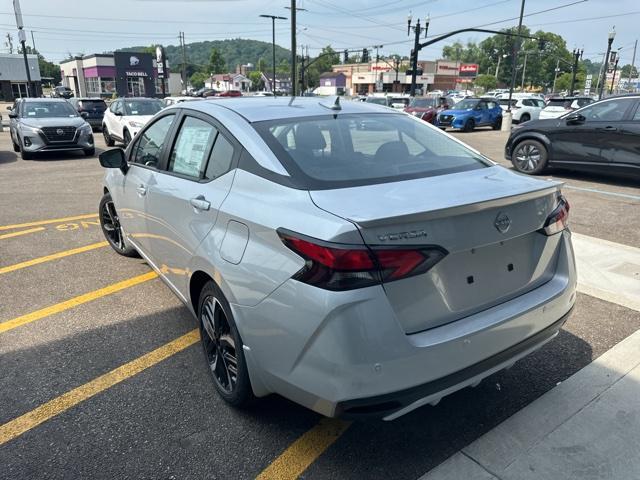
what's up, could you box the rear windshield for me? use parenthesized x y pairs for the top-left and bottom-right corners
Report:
(409, 98), (437, 108)
(454, 99), (480, 110)
(123, 100), (163, 116)
(499, 99), (517, 106)
(575, 97), (594, 107)
(253, 113), (489, 189)
(22, 102), (78, 118)
(546, 98), (571, 107)
(78, 100), (107, 110)
(365, 97), (387, 106)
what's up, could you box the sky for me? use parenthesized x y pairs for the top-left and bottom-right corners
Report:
(2, 0), (639, 66)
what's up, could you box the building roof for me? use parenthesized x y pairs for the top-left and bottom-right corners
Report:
(319, 72), (346, 79)
(176, 96), (400, 123)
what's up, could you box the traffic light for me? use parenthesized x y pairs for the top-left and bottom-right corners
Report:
(362, 48), (369, 63)
(344, 49), (349, 63)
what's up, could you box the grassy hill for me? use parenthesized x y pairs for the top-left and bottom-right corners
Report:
(119, 39), (291, 72)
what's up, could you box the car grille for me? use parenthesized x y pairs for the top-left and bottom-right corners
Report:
(41, 126), (77, 142)
(439, 114), (453, 125)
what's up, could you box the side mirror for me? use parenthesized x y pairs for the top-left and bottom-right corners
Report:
(80, 111), (89, 119)
(565, 112), (585, 125)
(6, 106), (12, 111)
(99, 148), (128, 173)
(8, 112), (17, 119)
(113, 110), (122, 116)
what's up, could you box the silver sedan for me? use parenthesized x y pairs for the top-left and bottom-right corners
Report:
(98, 97), (576, 420)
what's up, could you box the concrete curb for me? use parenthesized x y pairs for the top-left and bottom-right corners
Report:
(420, 327), (640, 480)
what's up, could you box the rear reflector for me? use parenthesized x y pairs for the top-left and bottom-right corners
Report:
(279, 230), (447, 291)
(541, 195), (570, 235)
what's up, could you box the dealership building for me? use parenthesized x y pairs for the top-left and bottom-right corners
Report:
(59, 52), (180, 98)
(0, 53), (42, 100)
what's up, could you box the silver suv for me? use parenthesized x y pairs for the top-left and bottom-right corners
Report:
(8, 98), (95, 160)
(98, 98), (576, 420)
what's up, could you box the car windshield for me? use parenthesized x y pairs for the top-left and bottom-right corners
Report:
(409, 98), (436, 108)
(123, 100), (163, 116)
(23, 102), (78, 118)
(253, 113), (489, 189)
(454, 99), (479, 110)
(78, 100), (107, 110)
(365, 97), (387, 106)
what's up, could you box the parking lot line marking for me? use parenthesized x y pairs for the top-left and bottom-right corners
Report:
(0, 328), (199, 446)
(0, 227), (46, 240)
(565, 185), (640, 201)
(0, 214), (98, 231)
(256, 419), (351, 480)
(0, 242), (109, 275)
(0, 271), (158, 334)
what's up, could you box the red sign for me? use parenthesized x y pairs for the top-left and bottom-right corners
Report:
(459, 64), (479, 78)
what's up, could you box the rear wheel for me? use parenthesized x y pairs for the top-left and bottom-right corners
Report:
(463, 118), (475, 132)
(99, 192), (139, 257)
(198, 281), (254, 407)
(519, 113), (531, 123)
(123, 130), (132, 148)
(103, 126), (115, 147)
(511, 139), (548, 175)
(492, 117), (502, 130)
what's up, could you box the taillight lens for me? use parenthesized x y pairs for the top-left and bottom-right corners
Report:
(279, 231), (447, 291)
(541, 195), (570, 235)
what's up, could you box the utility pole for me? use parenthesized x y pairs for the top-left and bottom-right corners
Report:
(179, 32), (187, 93)
(408, 13), (429, 96)
(284, 2), (306, 96)
(569, 48), (583, 95)
(609, 57), (619, 94)
(6, 33), (13, 54)
(521, 52), (528, 90)
(495, 54), (503, 78)
(30, 30), (35, 51)
(599, 28), (616, 100)
(552, 59), (560, 92)
(506, 0), (526, 115)
(628, 39), (637, 93)
(13, 0), (32, 97)
(259, 14), (287, 94)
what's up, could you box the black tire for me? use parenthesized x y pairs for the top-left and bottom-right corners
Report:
(103, 126), (115, 147)
(12, 140), (20, 153)
(519, 113), (531, 123)
(84, 148), (95, 157)
(98, 192), (139, 257)
(511, 139), (548, 175)
(198, 280), (254, 408)
(20, 141), (34, 160)
(463, 118), (475, 132)
(492, 117), (502, 130)
(123, 130), (132, 148)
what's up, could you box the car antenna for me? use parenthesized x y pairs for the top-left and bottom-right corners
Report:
(319, 96), (341, 111)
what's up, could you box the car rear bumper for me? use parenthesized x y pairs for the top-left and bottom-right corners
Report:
(235, 230), (577, 419)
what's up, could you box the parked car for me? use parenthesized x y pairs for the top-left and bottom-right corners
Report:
(50, 86), (74, 99)
(436, 97), (503, 131)
(365, 94), (411, 110)
(8, 98), (94, 159)
(102, 97), (164, 147)
(218, 90), (243, 97)
(162, 96), (202, 107)
(505, 94), (640, 177)
(498, 97), (546, 123)
(539, 96), (594, 119)
(67, 97), (107, 131)
(404, 96), (451, 124)
(97, 97), (576, 420)
(193, 88), (218, 98)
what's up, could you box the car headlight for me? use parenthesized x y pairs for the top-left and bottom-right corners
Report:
(80, 124), (92, 134)
(128, 120), (144, 128)
(411, 111), (422, 117)
(20, 124), (41, 135)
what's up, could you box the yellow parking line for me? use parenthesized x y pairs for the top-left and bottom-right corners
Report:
(0, 214), (98, 231)
(0, 242), (109, 275)
(0, 227), (46, 240)
(0, 329), (199, 446)
(256, 419), (352, 480)
(0, 271), (158, 334)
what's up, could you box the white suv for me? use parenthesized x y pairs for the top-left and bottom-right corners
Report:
(498, 97), (545, 123)
(102, 97), (164, 147)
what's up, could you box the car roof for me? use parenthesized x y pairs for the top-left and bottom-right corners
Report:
(20, 98), (71, 103)
(184, 97), (401, 122)
(117, 97), (161, 101)
(74, 97), (106, 101)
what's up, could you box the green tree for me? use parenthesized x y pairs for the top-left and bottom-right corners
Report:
(257, 57), (267, 73)
(475, 74), (497, 91)
(190, 72), (208, 89)
(248, 71), (264, 91)
(305, 46), (340, 89)
(620, 64), (638, 79)
(208, 48), (226, 74)
(18, 45), (62, 85)
(554, 71), (585, 92)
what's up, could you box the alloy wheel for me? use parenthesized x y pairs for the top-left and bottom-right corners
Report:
(200, 296), (238, 394)
(100, 200), (125, 251)
(514, 143), (541, 172)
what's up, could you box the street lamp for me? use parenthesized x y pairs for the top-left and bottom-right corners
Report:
(259, 14), (287, 94)
(407, 12), (429, 96)
(599, 27), (616, 99)
(494, 53), (508, 78)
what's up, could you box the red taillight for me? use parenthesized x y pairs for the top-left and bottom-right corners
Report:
(541, 195), (570, 235)
(279, 231), (447, 291)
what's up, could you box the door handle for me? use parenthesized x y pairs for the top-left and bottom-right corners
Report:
(190, 196), (211, 211)
(136, 185), (147, 196)
(599, 126), (618, 132)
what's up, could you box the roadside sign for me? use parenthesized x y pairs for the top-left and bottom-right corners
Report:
(405, 69), (423, 76)
(584, 74), (593, 96)
(459, 64), (479, 78)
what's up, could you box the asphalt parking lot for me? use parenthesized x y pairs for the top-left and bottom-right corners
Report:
(0, 128), (639, 480)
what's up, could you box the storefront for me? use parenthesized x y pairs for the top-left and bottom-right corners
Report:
(0, 53), (42, 101)
(60, 52), (169, 98)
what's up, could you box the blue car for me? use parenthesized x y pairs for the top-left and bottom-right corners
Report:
(436, 98), (503, 132)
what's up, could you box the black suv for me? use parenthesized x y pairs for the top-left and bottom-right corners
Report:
(68, 98), (107, 131)
(50, 86), (74, 99)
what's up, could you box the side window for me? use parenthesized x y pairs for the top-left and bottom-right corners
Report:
(131, 115), (174, 168)
(522, 99), (534, 107)
(109, 101), (118, 113)
(205, 133), (236, 180)
(477, 101), (488, 110)
(168, 116), (217, 179)
(632, 103), (640, 121)
(535, 99), (546, 108)
(579, 99), (631, 122)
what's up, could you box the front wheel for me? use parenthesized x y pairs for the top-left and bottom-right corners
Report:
(103, 126), (115, 147)
(519, 113), (531, 123)
(492, 117), (502, 130)
(511, 139), (548, 175)
(84, 148), (95, 157)
(199, 281), (254, 408)
(123, 130), (132, 148)
(98, 192), (139, 257)
(463, 118), (475, 132)
(20, 142), (34, 160)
